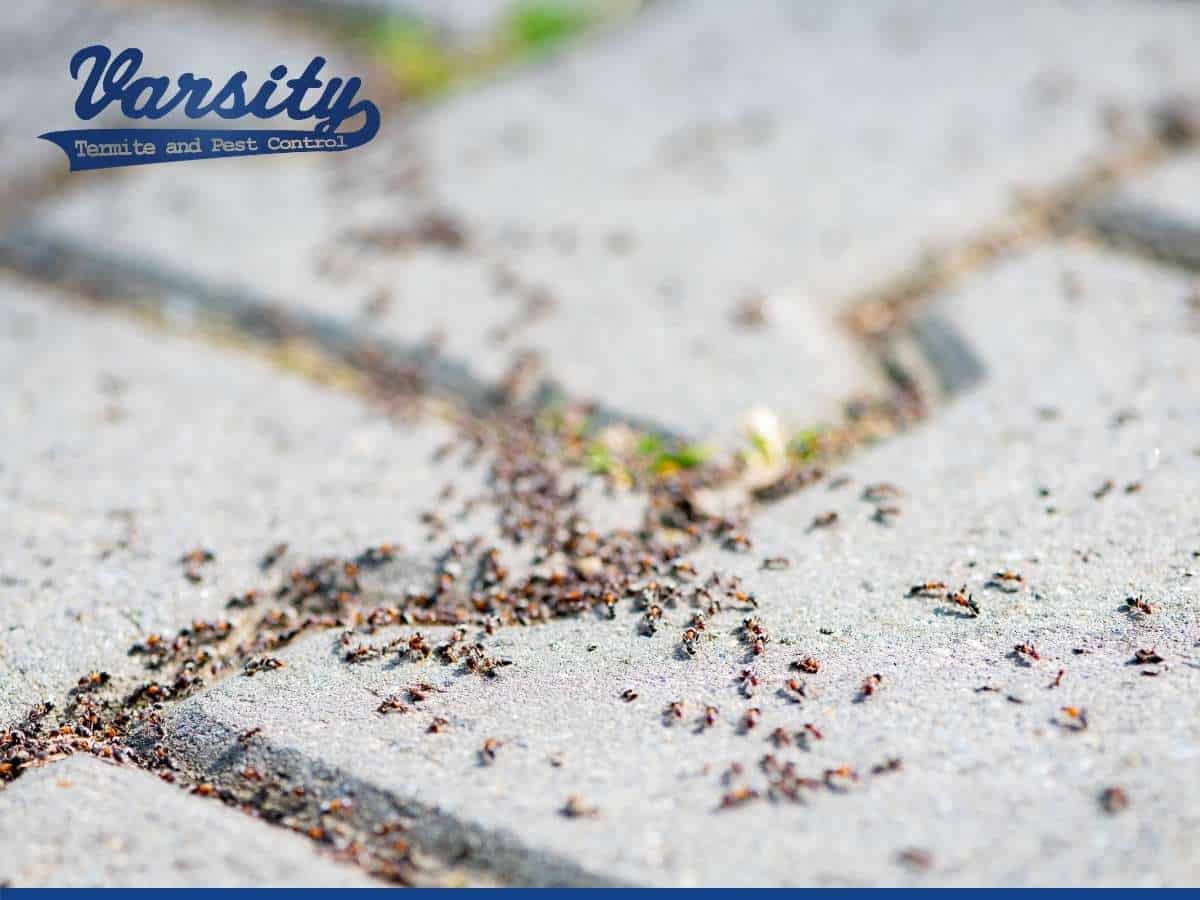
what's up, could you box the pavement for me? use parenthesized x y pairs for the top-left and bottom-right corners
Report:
(150, 243), (1200, 887)
(0, 755), (375, 887)
(1, 0), (1199, 888)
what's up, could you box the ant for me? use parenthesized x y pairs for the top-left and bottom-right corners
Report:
(946, 586), (980, 617)
(737, 669), (760, 698)
(226, 590), (258, 610)
(71, 671), (110, 695)
(377, 694), (409, 715)
(719, 786), (759, 809)
(741, 617), (769, 651)
(408, 683), (439, 702)
(1057, 706), (1089, 731)
(862, 483), (902, 502)
(663, 700), (686, 724)
(871, 757), (903, 775)
(260, 543), (289, 571)
(561, 795), (599, 818)
(871, 506), (901, 525)
(1012, 643), (1040, 663)
(1125, 595), (1153, 616)
(243, 657), (284, 677)
(858, 673), (883, 700)
(898, 848), (933, 871)
(1100, 787), (1129, 814)
(672, 560), (698, 580)
(987, 570), (1024, 592)
(811, 511), (839, 529)
(724, 533), (753, 553)
(907, 581), (946, 598)
(237, 727), (263, 744)
(781, 678), (807, 703)
(640, 604), (663, 636)
(823, 765), (859, 792)
(479, 738), (502, 765)
(180, 547), (215, 582)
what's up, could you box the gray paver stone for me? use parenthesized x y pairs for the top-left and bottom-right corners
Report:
(41, 0), (1200, 435)
(154, 244), (1200, 885)
(0, 278), (631, 725)
(0, 755), (375, 886)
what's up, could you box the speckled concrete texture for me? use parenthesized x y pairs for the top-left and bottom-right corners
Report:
(0, 755), (374, 886)
(154, 245), (1200, 885)
(0, 280), (503, 724)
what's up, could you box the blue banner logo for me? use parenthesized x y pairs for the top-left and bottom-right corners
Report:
(39, 45), (381, 171)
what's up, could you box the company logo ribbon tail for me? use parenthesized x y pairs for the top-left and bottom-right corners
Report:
(41, 44), (381, 171)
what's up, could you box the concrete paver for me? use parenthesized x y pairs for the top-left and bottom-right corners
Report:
(0, 755), (374, 886)
(6, 1), (1200, 888)
(0, 278), (508, 726)
(26, 1), (1200, 436)
(153, 244), (1200, 885)
(30, 0), (1200, 436)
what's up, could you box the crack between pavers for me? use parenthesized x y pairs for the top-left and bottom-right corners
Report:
(139, 705), (635, 887)
(0, 228), (686, 443)
(3, 90), (1196, 890)
(1, 121), (1162, 444)
(0, 220), (933, 455)
(844, 127), (1194, 341)
(1081, 202), (1200, 273)
(0, 549), (626, 886)
(843, 119), (1200, 406)
(23, 94), (1190, 449)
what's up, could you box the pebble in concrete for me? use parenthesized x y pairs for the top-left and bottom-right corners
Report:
(0, 755), (375, 886)
(156, 244), (1200, 885)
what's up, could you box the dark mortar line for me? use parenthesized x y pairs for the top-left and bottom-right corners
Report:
(0, 227), (479, 405)
(4, 17), (1186, 890)
(4, 34), (1192, 435)
(0, 228), (686, 442)
(906, 313), (988, 398)
(142, 706), (635, 888)
(847, 128), (1200, 403)
(841, 127), (1195, 346)
(1081, 202), (1200, 272)
(0, 223), (962, 447)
